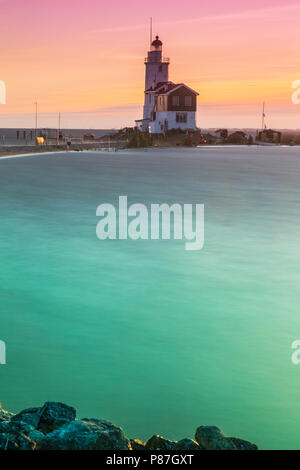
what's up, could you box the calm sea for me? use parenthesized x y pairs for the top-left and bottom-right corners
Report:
(1, 147), (300, 450)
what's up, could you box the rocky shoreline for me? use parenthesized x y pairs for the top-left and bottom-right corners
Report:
(0, 402), (258, 451)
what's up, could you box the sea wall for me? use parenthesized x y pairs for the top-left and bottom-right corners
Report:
(0, 142), (124, 157)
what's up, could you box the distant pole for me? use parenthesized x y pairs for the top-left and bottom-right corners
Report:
(261, 102), (265, 130)
(34, 102), (38, 139)
(150, 17), (152, 48)
(57, 112), (61, 145)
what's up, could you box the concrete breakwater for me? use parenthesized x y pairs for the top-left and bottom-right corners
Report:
(0, 402), (258, 450)
(0, 142), (126, 157)
(0, 145), (67, 157)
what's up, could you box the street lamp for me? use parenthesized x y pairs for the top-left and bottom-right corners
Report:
(34, 102), (38, 140)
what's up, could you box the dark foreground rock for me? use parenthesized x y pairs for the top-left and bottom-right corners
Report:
(38, 418), (129, 450)
(176, 439), (202, 450)
(0, 420), (44, 450)
(38, 402), (76, 433)
(0, 402), (258, 450)
(0, 408), (14, 422)
(195, 425), (258, 450)
(145, 435), (178, 450)
(130, 438), (146, 450)
(11, 402), (76, 433)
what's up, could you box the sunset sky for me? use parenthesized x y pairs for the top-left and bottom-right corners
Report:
(1, 0), (300, 129)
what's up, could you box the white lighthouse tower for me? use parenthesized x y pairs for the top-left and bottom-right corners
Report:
(142, 36), (169, 124)
(145, 36), (169, 91)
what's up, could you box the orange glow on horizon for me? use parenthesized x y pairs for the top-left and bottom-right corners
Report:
(1, 0), (300, 128)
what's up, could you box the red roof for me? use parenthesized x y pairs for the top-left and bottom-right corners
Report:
(145, 81), (174, 92)
(145, 81), (198, 95)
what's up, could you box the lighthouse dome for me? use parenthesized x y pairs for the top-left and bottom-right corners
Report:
(151, 35), (162, 51)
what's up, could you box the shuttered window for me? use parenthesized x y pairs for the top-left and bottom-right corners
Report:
(185, 96), (192, 106)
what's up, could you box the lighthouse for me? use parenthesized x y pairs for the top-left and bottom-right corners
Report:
(135, 35), (199, 133)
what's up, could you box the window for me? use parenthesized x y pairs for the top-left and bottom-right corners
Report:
(176, 112), (187, 123)
(172, 95), (180, 106)
(185, 95), (192, 107)
(159, 65), (162, 72)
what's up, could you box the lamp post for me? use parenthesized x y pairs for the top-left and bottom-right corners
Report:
(34, 102), (38, 140)
(57, 112), (61, 145)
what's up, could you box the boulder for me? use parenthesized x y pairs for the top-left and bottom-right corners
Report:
(11, 407), (41, 428)
(228, 437), (258, 450)
(195, 426), (257, 450)
(195, 426), (235, 450)
(38, 418), (129, 450)
(11, 402), (76, 433)
(38, 402), (76, 433)
(0, 421), (44, 450)
(176, 438), (201, 450)
(130, 438), (146, 450)
(145, 435), (177, 450)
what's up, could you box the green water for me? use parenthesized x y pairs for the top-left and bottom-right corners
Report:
(1, 147), (300, 450)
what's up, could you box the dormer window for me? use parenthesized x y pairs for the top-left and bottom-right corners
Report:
(172, 95), (179, 106)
